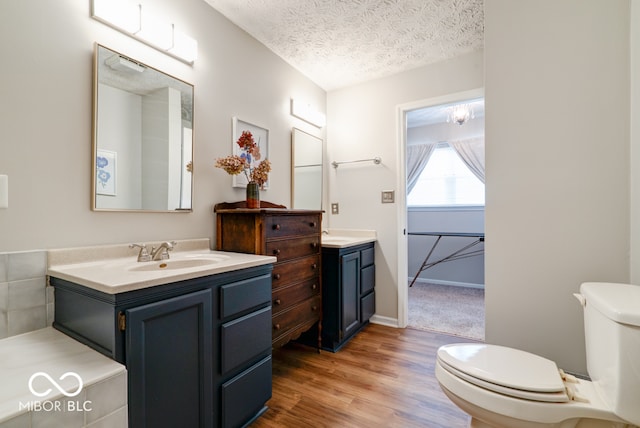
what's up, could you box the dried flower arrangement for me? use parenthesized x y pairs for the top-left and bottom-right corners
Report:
(215, 130), (271, 188)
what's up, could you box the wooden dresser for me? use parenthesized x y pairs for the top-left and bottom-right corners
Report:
(215, 201), (323, 349)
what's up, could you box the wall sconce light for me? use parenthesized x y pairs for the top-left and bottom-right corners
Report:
(91, 0), (198, 65)
(290, 99), (326, 128)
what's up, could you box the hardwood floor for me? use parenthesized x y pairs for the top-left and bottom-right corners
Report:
(251, 323), (474, 428)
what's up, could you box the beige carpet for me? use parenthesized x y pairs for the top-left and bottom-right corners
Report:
(408, 282), (485, 341)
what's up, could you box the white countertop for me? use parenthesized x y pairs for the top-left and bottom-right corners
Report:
(47, 239), (276, 294)
(321, 229), (377, 248)
(0, 327), (125, 423)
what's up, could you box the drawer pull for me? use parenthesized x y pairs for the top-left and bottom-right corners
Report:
(273, 224), (281, 230)
(311, 242), (318, 249)
(311, 263), (317, 270)
(312, 284), (317, 290)
(274, 299), (281, 305)
(273, 249), (281, 255)
(310, 222), (317, 227)
(274, 323), (281, 330)
(274, 274), (281, 280)
(311, 306), (318, 311)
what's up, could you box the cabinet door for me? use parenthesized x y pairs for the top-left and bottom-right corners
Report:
(126, 289), (213, 428)
(341, 252), (360, 339)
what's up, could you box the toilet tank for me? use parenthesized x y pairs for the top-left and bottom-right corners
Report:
(580, 282), (640, 425)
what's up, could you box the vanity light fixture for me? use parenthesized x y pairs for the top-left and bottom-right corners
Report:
(290, 98), (326, 128)
(91, 0), (198, 64)
(105, 54), (145, 73)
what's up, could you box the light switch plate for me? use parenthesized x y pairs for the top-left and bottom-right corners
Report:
(381, 190), (394, 203)
(331, 203), (339, 214)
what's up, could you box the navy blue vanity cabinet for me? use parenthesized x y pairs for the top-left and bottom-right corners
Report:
(316, 242), (375, 352)
(51, 264), (273, 428)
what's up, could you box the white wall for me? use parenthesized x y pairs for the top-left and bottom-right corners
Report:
(326, 51), (484, 324)
(485, 0), (630, 373)
(631, 0), (640, 283)
(0, 0), (325, 252)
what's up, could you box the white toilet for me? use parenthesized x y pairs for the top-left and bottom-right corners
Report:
(435, 282), (640, 428)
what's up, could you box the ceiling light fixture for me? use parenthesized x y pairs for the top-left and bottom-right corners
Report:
(448, 104), (474, 125)
(91, 0), (198, 64)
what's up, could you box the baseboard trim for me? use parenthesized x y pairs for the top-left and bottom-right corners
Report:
(409, 277), (484, 289)
(369, 315), (399, 328)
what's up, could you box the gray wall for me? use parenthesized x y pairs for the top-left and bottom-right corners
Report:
(408, 208), (484, 287)
(0, 0), (325, 252)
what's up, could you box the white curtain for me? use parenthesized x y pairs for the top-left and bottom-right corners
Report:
(406, 143), (436, 194)
(450, 137), (485, 183)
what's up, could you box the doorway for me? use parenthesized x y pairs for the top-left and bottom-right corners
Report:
(397, 89), (485, 340)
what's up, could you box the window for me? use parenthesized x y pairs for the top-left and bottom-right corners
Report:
(407, 144), (484, 206)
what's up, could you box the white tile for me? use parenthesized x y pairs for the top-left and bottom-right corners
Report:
(8, 279), (46, 311)
(0, 412), (29, 428)
(0, 310), (7, 340)
(84, 372), (127, 424)
(31, 395), (85, 428)
(8, 251), (46, 282)
(7, 306), (46, 337)
(0, 283), (7, 311)
(45, 286), (54, 304)
(46, 303), (54, 327)
(85, 405), (128, 428)
(0, 254), (7, 283)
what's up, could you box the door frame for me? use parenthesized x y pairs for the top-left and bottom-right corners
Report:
(395, 88), (484, 328)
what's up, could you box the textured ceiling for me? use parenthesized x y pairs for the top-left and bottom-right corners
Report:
(204, 0), (484, 91)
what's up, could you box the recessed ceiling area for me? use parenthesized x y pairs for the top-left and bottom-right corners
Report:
(204, 0), (484, 91)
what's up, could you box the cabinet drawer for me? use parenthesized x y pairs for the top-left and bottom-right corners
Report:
(221, 307), (272, 375)
(361, 291), (375, 322)
(272, 296), (321, 339)
(266, 235), (320, 261)
(361, 246), (375, 267)
(220, 274), (271, 319)
(222, 355), (272, 428)
(361, 264), (375, 295)
(265, 215), (320, 238)
(272, 278), (320, 315)
(272, 255), (320, 288)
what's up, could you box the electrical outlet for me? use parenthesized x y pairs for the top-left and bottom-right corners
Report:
(331, 203), (339, 214)
(381, 190), (395, 203)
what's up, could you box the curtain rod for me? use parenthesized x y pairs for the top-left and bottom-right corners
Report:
(331, 157), (382, 168)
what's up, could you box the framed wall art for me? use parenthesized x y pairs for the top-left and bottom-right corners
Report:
(231, 117), (269, 188)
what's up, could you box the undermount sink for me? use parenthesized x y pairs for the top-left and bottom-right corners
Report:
(129, 255), (230, 272)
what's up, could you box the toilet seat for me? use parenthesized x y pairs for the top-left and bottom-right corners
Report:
(437, 344), (570, 403)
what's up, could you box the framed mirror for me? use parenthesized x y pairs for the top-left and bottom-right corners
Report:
(291, 128), (322, 210)
(92, 44), (194, 212)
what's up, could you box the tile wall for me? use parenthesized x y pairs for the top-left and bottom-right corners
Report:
(0, 250), (51, 339)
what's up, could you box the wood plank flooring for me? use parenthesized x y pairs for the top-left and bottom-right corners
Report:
(250, 324), (475, 428)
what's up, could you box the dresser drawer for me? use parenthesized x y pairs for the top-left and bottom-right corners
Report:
(266, 235), (320, 261)
(272, 295), (321, 340)
(265, 215), (320, 238)
(272, 278), (320, 315)
(272, 254), (320, 288)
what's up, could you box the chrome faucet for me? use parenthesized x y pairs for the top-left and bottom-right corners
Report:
(150, 241), (176, 261)
(129, 244), (152, 262)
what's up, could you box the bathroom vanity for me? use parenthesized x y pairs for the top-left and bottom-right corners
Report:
(319, 241), (376, 351)
(300, 231), (377, 352)
(48, 241), (276, 428)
